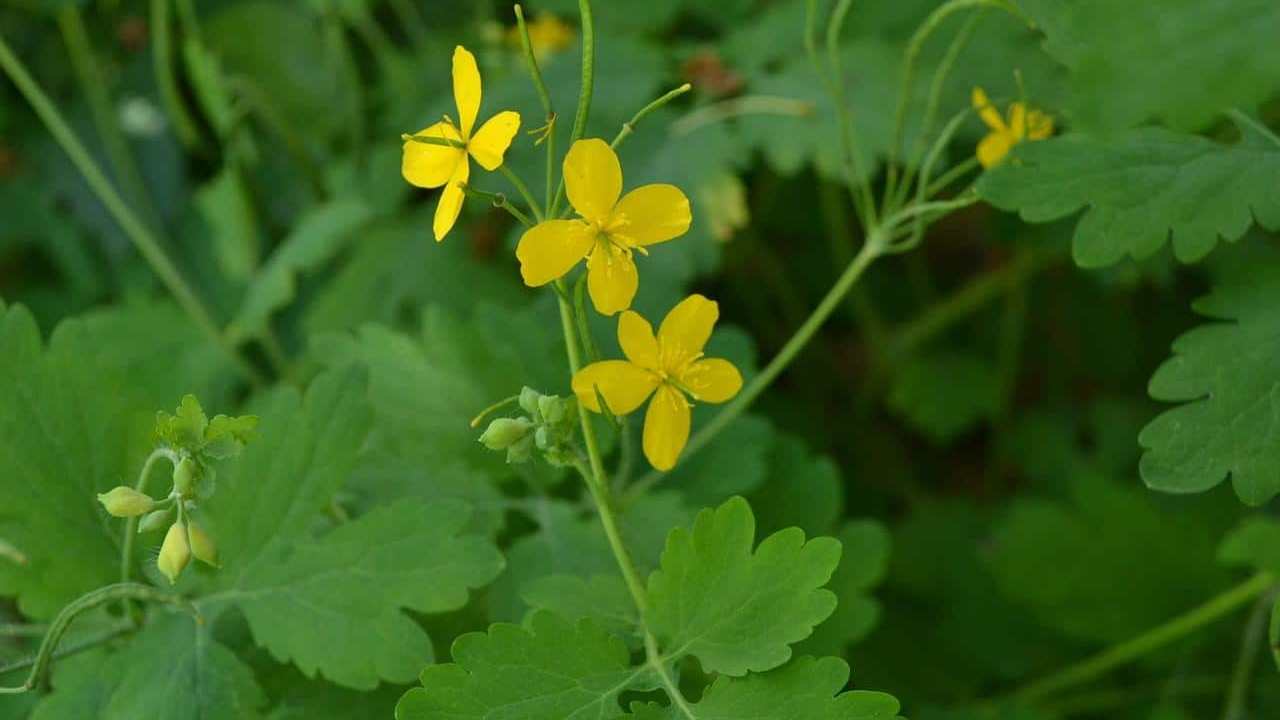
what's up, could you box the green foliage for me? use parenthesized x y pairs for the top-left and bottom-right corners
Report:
(396, 611), (650, 720)
(647, 497), (841, 676)
(634, 657), (903, 719)
(978, 120), (1280, 268)
(1017, 0), (1280, 131)
(1139, 261), (1280, 505)
(1218, 518), (1280, 574)
(887, 351), (1001, 443)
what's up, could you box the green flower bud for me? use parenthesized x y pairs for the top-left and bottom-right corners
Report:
(187, 521), (219, 568)
(137, 507), (175, 533)
(537, 394), (566, 425)
(158, 521), (191, 584)
(172, 457), (199, 497)
(518, 386), (542, 417)
(478, 417), (533, 451)
(506, 433), (535, 464)
(97, 487), (156, 518)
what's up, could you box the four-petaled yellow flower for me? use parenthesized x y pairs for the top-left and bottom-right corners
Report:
(402, 46), (522, 241)
(517, 139), (692, 315)
(572, 295), (743, 471)
(972, 87), (1053, 168)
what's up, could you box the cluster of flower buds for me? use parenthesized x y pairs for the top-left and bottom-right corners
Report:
(478, 387), (579, 466)
(96, 395), (255, 585)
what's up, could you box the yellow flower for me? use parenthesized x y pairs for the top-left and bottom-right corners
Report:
(508, 13), (575, 60)
(402, 46), (522, 241)
(972, 87), (1053, 168)
(517, 139), (692, 315)
(572, 295), (743, 471)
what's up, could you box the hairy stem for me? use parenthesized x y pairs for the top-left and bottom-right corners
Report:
(1003, 573), (1276, 705)
(0, 34), (263, 386)
(0, 583), (199, 694)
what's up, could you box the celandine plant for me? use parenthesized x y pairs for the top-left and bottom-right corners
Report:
(1, 0), (1279, 717)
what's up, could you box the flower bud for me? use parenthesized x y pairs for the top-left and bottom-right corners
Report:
(478, 417), (533, 451)
(158, 521), (191, 584)
(537, 394), (568, 425)
(518, 386), (542, 417)
(172, 457), (199, 497)
(137, 507), (174, 533)
(187, 521), (219, 567)
(506, 433), (535, 464)
(97, 487), (156, 518)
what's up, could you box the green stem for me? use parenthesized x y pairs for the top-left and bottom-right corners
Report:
(927, 156), (981, 197)
(669, 94), (810, 137)
(613, 83), (693, 147)
(0, 583), (199, 694)
(0, 34), (263, 386)
(120, 448), (179, 622)
(820, 0), (877, 228)
(150, 0), (202, 149)
(57, 5), (163, 233)
(646, 631), (695, 719)
(513, 4), (557, 217)
(883, 0), (1023, 208)
(549, 0), (594, 217)
(499, 165), (544, 222)
(460, 184), (534, 227)
(1004, 573), (1277, 705)
(557, 283), (647, 611)
(888, 243), (1064, 358)
(626, 235), (885, 500)
(1221, 589), (1278, 720)
(0, 624), (47, 638)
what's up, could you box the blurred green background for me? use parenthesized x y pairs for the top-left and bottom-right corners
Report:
(2, 1), (1279, 719)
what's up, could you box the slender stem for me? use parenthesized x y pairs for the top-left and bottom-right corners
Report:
(889, 10), (983, 214)
(0, 583), (200, 694)
(0, 625), (130, 678)
(1003, 573), (1276, 705)
(499, 165), (544, 222)
(150, 0), (201, 150)
(514, 4), (554, 120)
(120, 448), (178, 622)
(927, 156), (981, 197)
(556, 282), (647, 611)
(613, 83), (693, 147)
(550, 0), (594, 217)
(1222, 589), (1279, 720)
(469, 394), (520, 428)
(670, 94), (810, 137)
(0, 34), (263, 386)
(626, 236), (885, 500)
(513, 4), (557, 217)
(57, 5), (162, 233)
(461, 184), (533, 227)
(646, 632), (695, 719)
(883, 0), (1023, 208)
(888, 243), (1064, 358)
(821, 0), (877, 228)
(0, 625), (47, 638)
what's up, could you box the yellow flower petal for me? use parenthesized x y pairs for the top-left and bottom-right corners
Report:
(402, 122), (465, 189)
(613, 184), (692, 246)
(679, 358), (742, 404)
(658, 294), (718, 369)
(433, 161), (469, 242)
(586, 244), (638, 316)
(572, 360), (659, 415)
(564, 138), (622, 223)
(643, 384), (691, 471)
(1026, 109), (1054, 140)
(976, 131), (1013, 169)
(515, 219), (594, 286)
(469, 111), (522, 171)
(972, 87), (1005, 132)
(453, 45), (482, 137)
(618, 310), (660, 370)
